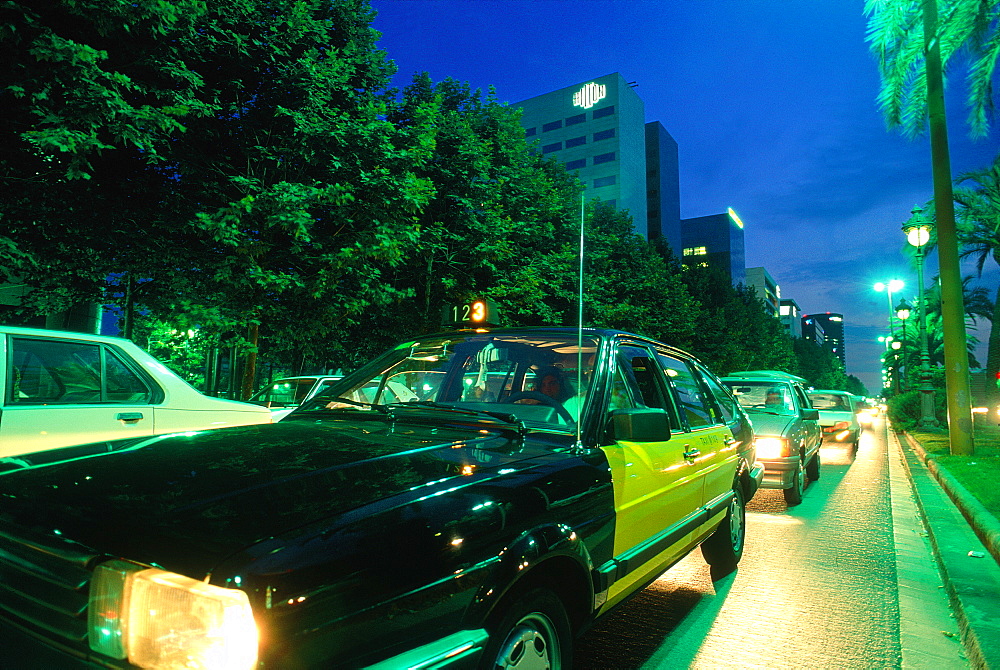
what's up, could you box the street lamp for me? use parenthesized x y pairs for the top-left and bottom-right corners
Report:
(896, 299), (911, 390)
(902, 206), (938, 428)
(874, 279), (905, 342)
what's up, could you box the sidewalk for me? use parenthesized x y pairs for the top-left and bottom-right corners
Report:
(897, 428), (1000, 669)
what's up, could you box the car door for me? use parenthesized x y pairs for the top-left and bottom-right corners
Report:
(655, 352), (736, 528)
(1, 336), (158, 456)
(600, 342), (703, 608)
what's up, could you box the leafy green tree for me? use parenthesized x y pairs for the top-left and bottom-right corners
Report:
(866, 0), (1000, 453)
(679, 266), (796, 375)
(791, 337), (850, 390)
(954, 154), (1000, 402)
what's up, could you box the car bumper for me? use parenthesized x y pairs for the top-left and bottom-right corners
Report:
(747, 461), (765, 496)
(757, 457), (799, 490)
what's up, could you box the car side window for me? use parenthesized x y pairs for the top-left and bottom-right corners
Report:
(698, 366), (736, 423)
(613, 344), (681, 430)
(9, 338), (151, 405)
(656, 353), (713, 429)
(793, 385), (811, 411)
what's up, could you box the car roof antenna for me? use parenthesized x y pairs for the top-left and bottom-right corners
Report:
(574, 191), (586, 453)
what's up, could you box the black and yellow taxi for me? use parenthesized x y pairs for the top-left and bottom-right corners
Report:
(0, 316), (761, 669)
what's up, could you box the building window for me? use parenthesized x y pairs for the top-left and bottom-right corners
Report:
(542, 120), (563, 132)
(565, 158), (586, 170)
(525, 127), (537, 137)
(565, 136), (586, 148)
(566, 113), (586, 126)
(593, 128), (615, 141)
(593, 152), (615, 165)
(683, 246), (707, 256)
(592, 106), (615, 119)
(542, 142), (562, 154)
(593, 175), (616, 188)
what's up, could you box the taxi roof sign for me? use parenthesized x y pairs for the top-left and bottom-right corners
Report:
(443, 300), (499, 327)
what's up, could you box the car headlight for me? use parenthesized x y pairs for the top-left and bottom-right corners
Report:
(89, 560), (257, 670)
(754, 437), (789, 459)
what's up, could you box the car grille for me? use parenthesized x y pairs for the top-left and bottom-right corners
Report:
(0, 528), (95, 649)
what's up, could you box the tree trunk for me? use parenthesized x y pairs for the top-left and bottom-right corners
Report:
(241, 321), (259, 401)
(925, 0), (974, 454)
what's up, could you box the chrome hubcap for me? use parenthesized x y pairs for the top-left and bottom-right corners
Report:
(495, 614), (557, 670)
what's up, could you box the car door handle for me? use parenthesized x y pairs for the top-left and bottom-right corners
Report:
(116, 412), (144, 424)
(683, 447), (700, 460)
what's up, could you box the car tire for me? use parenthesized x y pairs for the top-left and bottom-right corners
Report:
(701, 484), (746, 576)
(806, 450), (820, 481)
(783, 457), (806, 506)
(481, 588), (573, 670)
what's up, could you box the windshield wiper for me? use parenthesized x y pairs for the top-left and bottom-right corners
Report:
(306, 397), (390, 413)
(387, 401), (528, 433)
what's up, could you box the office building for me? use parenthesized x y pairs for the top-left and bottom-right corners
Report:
(805, 313), (846, 367)
(513, 73), (680, 249)
(745, 267), (780, 316)
(780, 299), (803, 338)
(679, 209), (746, 285)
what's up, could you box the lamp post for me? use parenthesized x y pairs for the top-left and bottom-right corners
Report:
(874, 279), (904, 394)
(902, 207), (938, 428)
(896, 299), (911, 390)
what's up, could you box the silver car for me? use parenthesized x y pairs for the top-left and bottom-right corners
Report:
(721, 371), (822, 505)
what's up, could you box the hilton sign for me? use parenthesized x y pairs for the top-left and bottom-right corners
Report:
(572, 82), (607, 109)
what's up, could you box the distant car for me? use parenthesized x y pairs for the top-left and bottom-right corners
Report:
(808, 389), (862, 448)
(721, 370), (822, 505)
(855, 396), (879, 428)
(249, 375), (343, 420)
(0, 325), (272, 457)
(0, 326), (761, 668)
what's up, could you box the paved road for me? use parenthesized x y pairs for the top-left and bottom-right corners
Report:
(574, 418), (969, 669)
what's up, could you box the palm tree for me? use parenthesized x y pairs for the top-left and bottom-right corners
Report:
(866, 0), (999, 454)
(954, 154), (1000, 401)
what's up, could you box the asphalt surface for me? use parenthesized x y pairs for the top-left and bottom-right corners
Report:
(573, 417), (995, 668)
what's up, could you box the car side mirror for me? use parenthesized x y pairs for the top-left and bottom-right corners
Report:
(801, 408), (819, 421)
(610, 408), (672, 442)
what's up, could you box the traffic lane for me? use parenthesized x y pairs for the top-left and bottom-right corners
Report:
(575, 429), (902, 669)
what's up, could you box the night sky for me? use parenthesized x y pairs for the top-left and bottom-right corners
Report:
(369, 0), (999, 394)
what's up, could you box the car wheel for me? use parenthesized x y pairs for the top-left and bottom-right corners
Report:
(701, 484), (746, 576)
(806, 450), (820, 481)
(783, 457), (805, 506)
(481, 588), (572, 670)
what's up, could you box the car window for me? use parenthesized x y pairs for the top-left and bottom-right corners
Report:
(721, 380), (798, 416)
(656, 353), (713, 428)
(9, 338), (152, 405)
(309, 334), (600, 431)
(612, 344), (679, 423)
(809, 393), (851, 410)
(698, 366), (736, 423)
(793, 385), (811, 411)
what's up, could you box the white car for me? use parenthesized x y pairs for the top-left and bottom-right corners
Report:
(248, 375), (343, 420)
(807, 389), (862, 448)
(0, 326), (272, 458)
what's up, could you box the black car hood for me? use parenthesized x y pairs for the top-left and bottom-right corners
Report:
(0, 415), (546, 576)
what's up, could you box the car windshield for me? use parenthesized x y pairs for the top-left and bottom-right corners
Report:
(301, 333), (600, 431)
(722, 380), (797, 416)
(809, 393), (851, 411)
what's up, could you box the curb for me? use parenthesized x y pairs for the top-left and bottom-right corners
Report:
(902, 431), (1000, 566)
(899, 429), (1000, 669)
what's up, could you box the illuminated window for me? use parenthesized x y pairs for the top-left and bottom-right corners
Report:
(594, 175), (616, 188)
(525, 127), (536, 137)
(594, 128), (615, 141)
(565, 136), (586, 148)
(566, 113), (586, 126)
(682, 246), (707, 256)
(593, 152), (615, 165)
(542, 120), (562, 132)
(542, 142), (561, 153)
(565, 158), (586, 170)
(593, 106), (615, 119)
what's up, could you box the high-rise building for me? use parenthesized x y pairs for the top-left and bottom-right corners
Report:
(780, 299), (803, 338)
(679, 209), (746, 285)
(513, 73), (680, 248)
(805, 313), (846, 367)
(745, 267), (780, 316)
